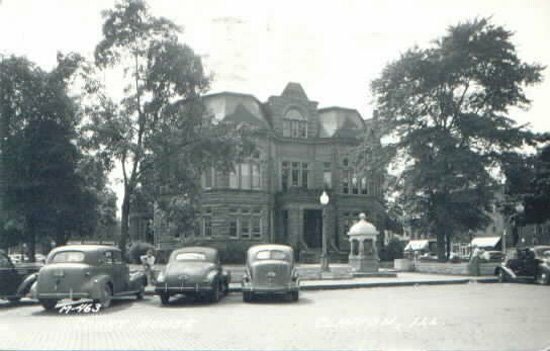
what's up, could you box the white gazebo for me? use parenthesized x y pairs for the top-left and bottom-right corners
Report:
(347, 213), (379, 273)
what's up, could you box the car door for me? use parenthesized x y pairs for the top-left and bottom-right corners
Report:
(522, 250), (538, 276)
(0, 253), (19, 297)
(102, 251), (119, 292)
(507, 250), (524, 275)
(113, 251), (129, 292)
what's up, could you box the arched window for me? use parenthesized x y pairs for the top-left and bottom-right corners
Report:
(282, 108), (307, 138)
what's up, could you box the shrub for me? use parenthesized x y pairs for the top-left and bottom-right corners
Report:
(380, 238), (406, 261)
(127, 241), (155, 264)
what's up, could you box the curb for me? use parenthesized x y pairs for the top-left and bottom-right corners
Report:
(145, 277), (498, 295)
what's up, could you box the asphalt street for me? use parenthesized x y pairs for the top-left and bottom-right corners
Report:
(1, 283), (549, 350)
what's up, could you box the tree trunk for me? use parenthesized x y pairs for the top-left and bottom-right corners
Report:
(0, 90), (7, 225)
(27, 224), (36, 263)
(119, 186), (131, 257)
(445, 231), (451, 260)
(436, 231), (446, 261)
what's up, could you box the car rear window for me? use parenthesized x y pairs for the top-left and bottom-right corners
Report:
(50, 251), (85, 263)
(256, 250), (288, 261)
(175, 253), (207, 261)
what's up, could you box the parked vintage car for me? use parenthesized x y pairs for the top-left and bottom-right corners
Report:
(31, 245), (146, 310)
(155, 247), (230, 305)
(242, 244), (299, 302)
(0, 251), (41, 303)
(495, 246), (550, 285)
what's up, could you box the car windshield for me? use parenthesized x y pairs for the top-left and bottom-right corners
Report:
(50, 251), (85, 263)
(175, 252), (207, 261)
(256, 250), (289, 261)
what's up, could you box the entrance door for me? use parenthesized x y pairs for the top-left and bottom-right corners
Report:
(303, 210), (322, 248)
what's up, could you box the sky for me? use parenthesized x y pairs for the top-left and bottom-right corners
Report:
(1, 0), (549, 212)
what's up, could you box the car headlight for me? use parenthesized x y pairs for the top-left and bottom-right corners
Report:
(156, 272), (165, 283)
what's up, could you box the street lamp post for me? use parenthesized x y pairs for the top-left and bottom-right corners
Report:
(320, 190), (330, 272)
(503, 203), (524, 255)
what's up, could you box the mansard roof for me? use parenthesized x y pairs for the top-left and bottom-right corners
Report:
(203, 92), (271, 129)
(317, 107), (365, 138)
(203, 84), (368, 138)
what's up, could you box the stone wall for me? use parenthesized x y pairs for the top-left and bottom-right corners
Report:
(413, 261), (499, 276)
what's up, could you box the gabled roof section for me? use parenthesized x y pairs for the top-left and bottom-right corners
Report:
(281, 82), (308, 100)
(203, 92), (271, 129)
(317, 107), (365, 138)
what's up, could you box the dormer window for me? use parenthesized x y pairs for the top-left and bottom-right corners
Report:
(282, 109), (307, 138)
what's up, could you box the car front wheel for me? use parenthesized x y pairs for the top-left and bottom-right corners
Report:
(209, 281), (221, 303)
(536, 271), (549, 285)
(40, 299), (57, 311)
(97, 284), (113, 309)
(498, 269), (507, 283)
(243, 291), (253, 303)
(136, 287), (144, 300)
(159, 293), (170, 305)
(222, 282), (229, 296)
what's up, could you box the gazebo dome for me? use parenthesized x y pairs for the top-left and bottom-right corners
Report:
(348, 213), (378, 236)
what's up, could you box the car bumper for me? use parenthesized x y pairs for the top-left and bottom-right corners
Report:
(154, 283), (214, 294)
(34, 292), (91, 299)
(242, 282), (299, 294)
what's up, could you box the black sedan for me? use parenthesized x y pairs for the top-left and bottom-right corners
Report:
(495, 246), (550, 285)
(0, 250), (41, 303)
(155, 247), (230, 305)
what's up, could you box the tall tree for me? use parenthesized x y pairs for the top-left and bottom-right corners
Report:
(523, 144), (550, 225)
(91, 0), (250, 252)
(371, 18), (544, 260)
(0, 54), (100, 258)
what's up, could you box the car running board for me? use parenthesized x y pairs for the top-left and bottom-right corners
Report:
(114, 290), (141, 297)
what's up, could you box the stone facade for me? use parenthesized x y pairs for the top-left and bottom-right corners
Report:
(155, 83), (386, 262)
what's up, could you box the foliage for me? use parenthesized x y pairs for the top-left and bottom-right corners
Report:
(0, 54), (108, 257)
(88, 0), (252, 252)
(523, 144), (550, 224)
(379, 237), (406, 261)
(76, 154), (119, 239)
(127, 241), (155, 264)
(371, 18), (544, 260)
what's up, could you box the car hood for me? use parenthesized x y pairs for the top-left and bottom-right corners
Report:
(165, 262), (216, 278)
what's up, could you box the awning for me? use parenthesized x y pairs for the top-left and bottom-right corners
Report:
(404, 240), (430, 252)
(471, 236), (501, 249)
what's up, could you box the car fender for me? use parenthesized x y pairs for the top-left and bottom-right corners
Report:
(129, 271), (146, 290)
(16, 272), (38, 297)
(497, 265), (517, 279)
(536, 263), (550, 276)
(221, 270), (231, 284)
(87, 275), (114, 299)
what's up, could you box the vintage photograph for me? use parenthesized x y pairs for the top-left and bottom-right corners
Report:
(1, 0), (549, 350)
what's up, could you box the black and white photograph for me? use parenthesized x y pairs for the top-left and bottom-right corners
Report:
(1, 0), (550, 350)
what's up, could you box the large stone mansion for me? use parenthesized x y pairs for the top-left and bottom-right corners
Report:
(141, 82), (387, 262)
